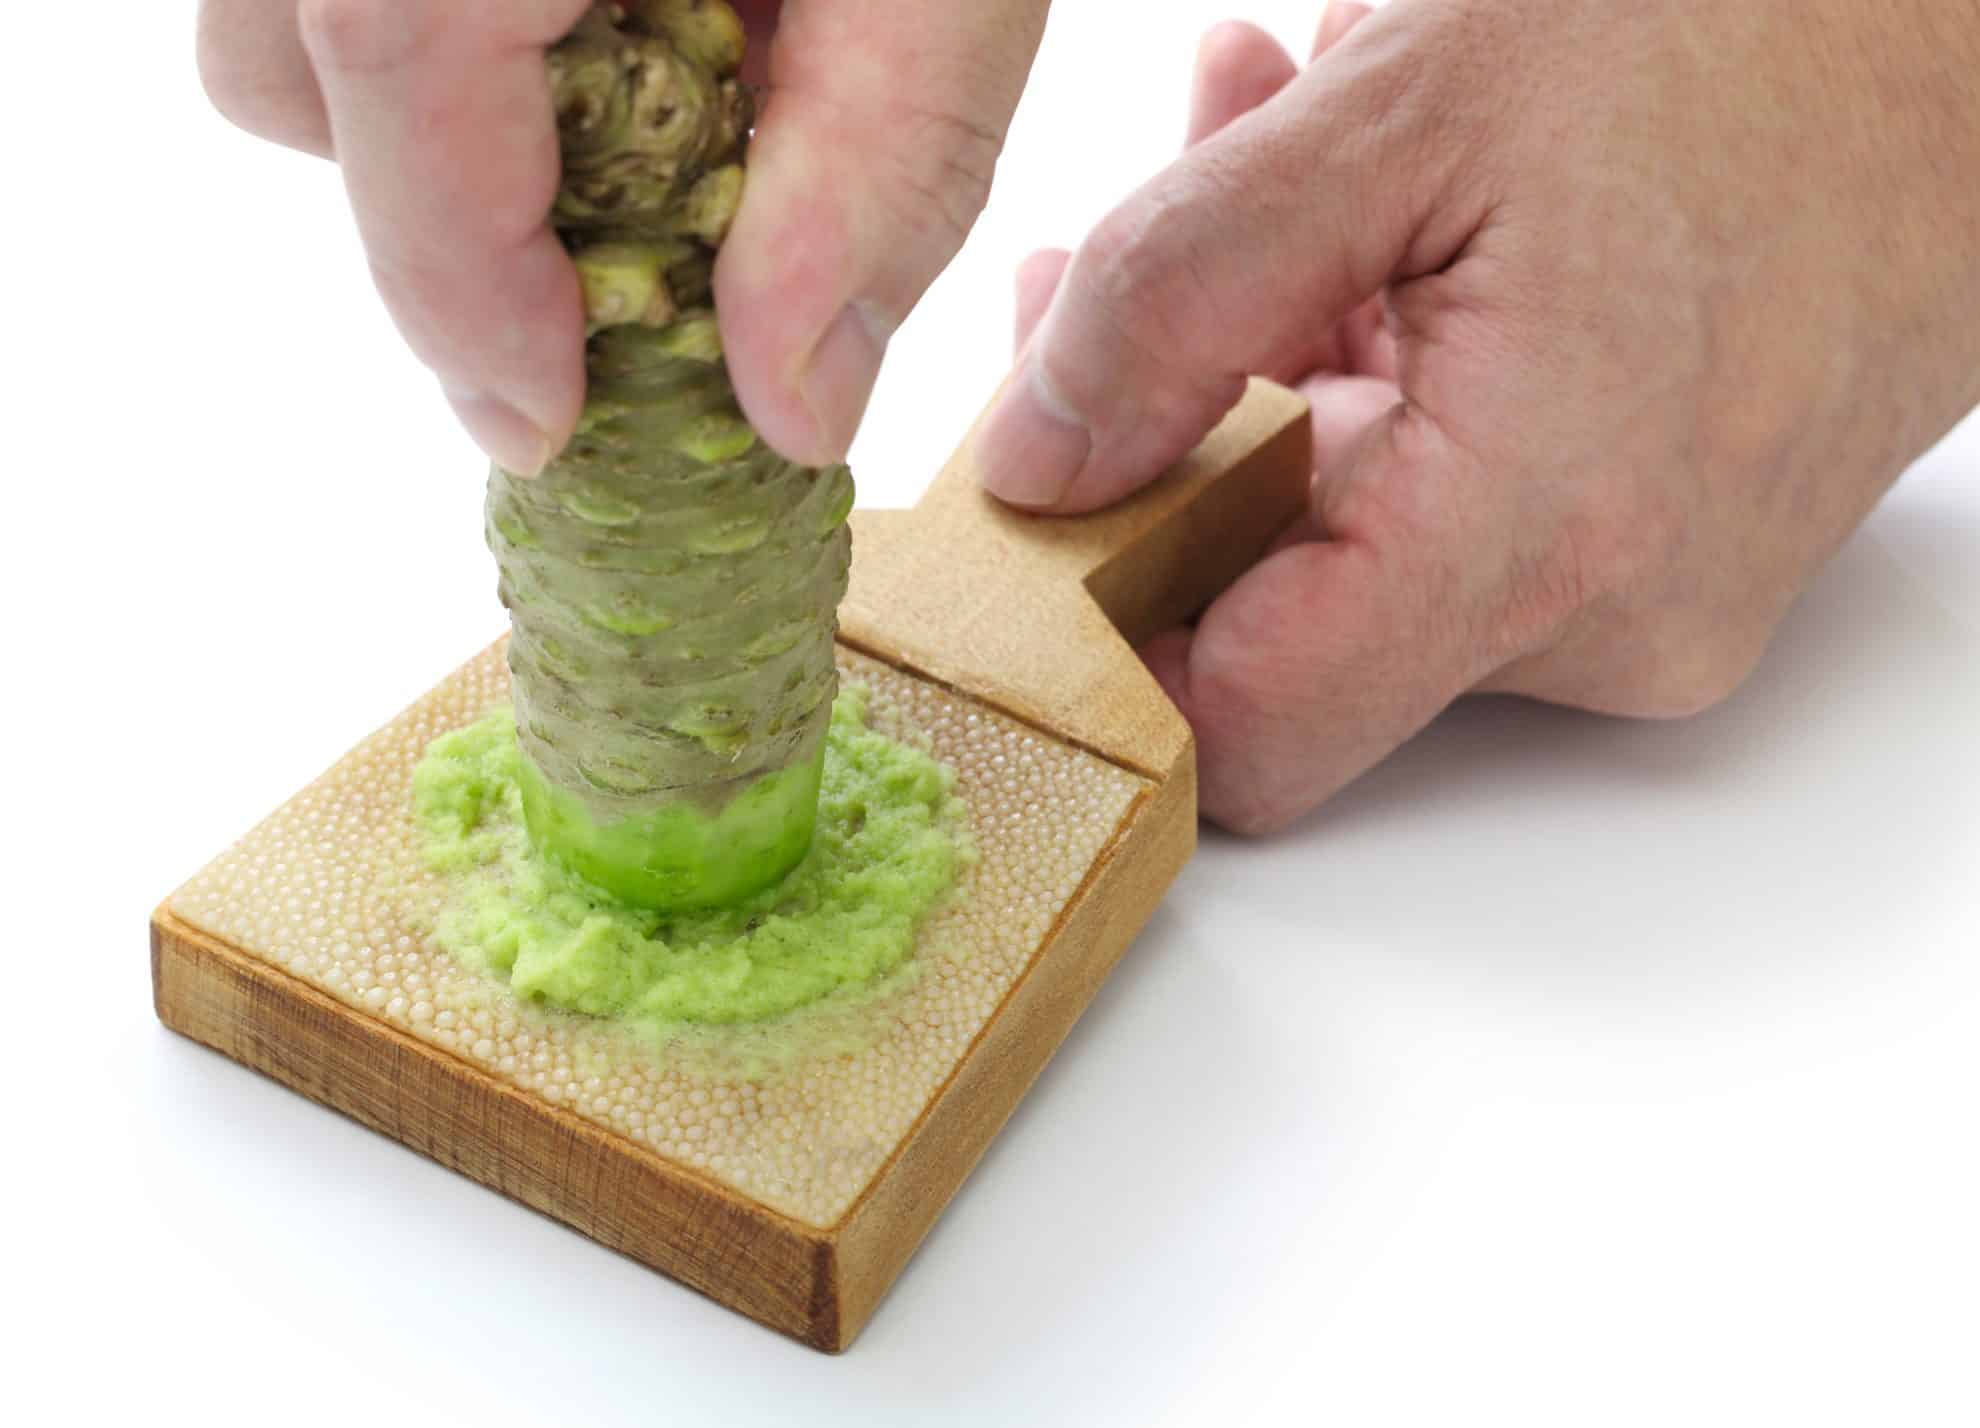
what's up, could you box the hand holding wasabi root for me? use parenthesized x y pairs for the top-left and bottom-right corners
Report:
(200, 0), (1043, 910)
(197, 0), (1049, 474)
(203, 0), (1980, 858)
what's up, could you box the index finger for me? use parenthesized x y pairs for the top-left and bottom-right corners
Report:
(299, 0), (592, 475)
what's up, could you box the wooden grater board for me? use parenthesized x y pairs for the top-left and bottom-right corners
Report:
(151, 380), (1312, 1351)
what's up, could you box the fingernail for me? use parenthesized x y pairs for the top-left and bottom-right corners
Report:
(977, 355), (1092, 509)
(797, 302), (889, 461)
(446, 387), (552, 478)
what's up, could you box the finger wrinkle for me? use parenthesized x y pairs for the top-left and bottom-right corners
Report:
(1068, 193), (1249, 406)
(300, 0), (434, 75)
(773, 87), (1008, 250)
(886, 115), (1001, 247)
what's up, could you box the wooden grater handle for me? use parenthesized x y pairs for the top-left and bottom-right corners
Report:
(842, 378), (1312, 779)
(1046, 380), (1315, 649)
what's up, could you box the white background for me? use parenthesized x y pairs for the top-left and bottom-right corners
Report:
(7, 3), (1977, 1425)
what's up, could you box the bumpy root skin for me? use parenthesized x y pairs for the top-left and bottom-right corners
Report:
(486, 2), (854, 911)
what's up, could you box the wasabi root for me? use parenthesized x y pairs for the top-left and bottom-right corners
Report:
(488, 1), (854, 910)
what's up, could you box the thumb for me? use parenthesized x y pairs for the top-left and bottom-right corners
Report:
(716, 0), (1049, 466)
(978, 10), (1474, 513)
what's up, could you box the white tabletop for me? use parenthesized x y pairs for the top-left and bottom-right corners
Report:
(15, 4), (1977, 1424)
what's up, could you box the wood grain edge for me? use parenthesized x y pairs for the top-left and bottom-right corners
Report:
(149, 756), (1193, 1355)
(148, 642), (1200, 1353)
(150, 905), (844, 1351)
(827, 752), (1198, 1345)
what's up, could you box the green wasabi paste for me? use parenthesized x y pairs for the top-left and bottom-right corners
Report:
(412, 687), (967, 1026)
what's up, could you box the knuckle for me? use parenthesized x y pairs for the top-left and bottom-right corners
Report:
(1326, 4), (1490, 201)
(366, 253), (480, 379)
(879, 107), (1002, 250)
(299, 0), (429, 73)
(1697, 387), (1798, 483)
(1641, 625), (1768, 719)
(1204, 793), (1295, 839)
(195, 36), (256, 133)
(1073, 188), (1224, 376)
(1512, 518), (1626, 646)
(196, 6), (295, 141)
(1199, 752), (1302, 839)
(1080, 198), (1180, 327)
(1196, 20), (1272, 87)
(368, 234), (574, 388)
(1570, 614), (1768, 721)
(1496, 473), (1689, 664)
(1186, 626), (1334, 835)
(1493, 542), (1590, 660)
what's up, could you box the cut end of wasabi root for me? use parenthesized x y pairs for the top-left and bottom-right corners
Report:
(516, 735), (826, 911)
(412, 690), (971, 1027)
